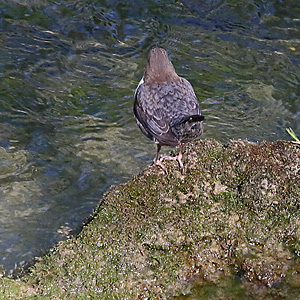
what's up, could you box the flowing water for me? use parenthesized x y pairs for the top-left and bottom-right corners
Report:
(0, 0), (299, 283)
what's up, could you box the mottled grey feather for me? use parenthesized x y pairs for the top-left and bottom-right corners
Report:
(133, 47), (204, 149)
(134, 77), (203, 146)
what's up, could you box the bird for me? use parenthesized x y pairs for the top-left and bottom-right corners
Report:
(133, 47), (204, 172)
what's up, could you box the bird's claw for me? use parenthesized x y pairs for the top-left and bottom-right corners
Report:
(152, 159), (168, 174)
(152, 152), (184, 174)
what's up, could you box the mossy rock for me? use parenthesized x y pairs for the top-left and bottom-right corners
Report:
(1, 139), (300, 299)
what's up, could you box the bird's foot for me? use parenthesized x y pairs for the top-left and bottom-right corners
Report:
(159, 152), (184, 173)
(151, 152), (184, 174)
(151, 159), (168, 174)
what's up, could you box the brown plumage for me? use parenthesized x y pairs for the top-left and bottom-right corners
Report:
(134, 47), (204, 171)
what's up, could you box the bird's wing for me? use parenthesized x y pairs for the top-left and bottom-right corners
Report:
(170, 78), (201, 122)
(134, 81), (179, 146)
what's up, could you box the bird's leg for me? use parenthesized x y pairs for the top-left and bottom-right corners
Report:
(154, 144), (162, 164)
(159, 144), (184, 172)
(152, 144), (167, 173)
(152, 144), (184, 173)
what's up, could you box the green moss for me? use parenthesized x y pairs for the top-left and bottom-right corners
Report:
(0, 139), (299, 299)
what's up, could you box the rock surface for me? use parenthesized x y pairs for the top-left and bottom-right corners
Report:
(1, 139), (300, 299)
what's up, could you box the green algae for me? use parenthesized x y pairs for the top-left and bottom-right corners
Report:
(0, 139), (300, 299)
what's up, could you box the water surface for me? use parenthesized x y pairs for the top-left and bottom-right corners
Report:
(0, 0), (299, 275)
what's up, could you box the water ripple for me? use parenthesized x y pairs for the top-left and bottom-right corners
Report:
(0, 0), (299, 273)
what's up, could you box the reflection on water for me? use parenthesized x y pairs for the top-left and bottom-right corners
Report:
(0, 0), (299, 274)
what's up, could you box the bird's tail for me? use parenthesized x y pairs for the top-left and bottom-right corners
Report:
(181, 114), (205, 124)
(171, 114), (204, 142)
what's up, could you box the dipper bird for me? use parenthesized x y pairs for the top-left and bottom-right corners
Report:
(134, 47), (204, 171)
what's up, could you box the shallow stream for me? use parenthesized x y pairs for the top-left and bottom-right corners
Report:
(0, 0), (299, 280)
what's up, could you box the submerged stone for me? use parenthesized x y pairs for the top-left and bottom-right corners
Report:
(0, 139), (300, 299)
